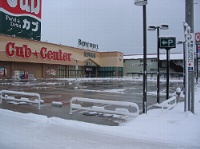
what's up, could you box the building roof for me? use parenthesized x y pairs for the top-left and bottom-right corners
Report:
(124, 53), (183, 60)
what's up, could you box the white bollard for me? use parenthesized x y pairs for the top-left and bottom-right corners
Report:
(52, 101), (63, 107)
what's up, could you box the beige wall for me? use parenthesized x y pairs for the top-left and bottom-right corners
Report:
(0, 35), (123, 67)
(12, 62), (43, 78)
(100, 52), (123, 67)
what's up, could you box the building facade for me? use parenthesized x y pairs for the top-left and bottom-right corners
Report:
(123, 53), (184, 78)
(0, 35), (123, 79)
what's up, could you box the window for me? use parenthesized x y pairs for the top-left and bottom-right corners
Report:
(58, 65), (66, 78)
(97, 67), (116, 77)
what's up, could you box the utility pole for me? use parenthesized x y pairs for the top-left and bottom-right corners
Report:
(185, 0), (194, 113)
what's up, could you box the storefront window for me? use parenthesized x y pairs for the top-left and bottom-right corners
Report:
(68, 66), (83, 78)
(97, 67), (116, 77)
(58, 65), (66, 78)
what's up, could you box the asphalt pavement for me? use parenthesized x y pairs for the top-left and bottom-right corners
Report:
(0, 78), (183, 125)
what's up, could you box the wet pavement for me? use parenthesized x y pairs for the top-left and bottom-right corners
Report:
(0, 78), (183, 126)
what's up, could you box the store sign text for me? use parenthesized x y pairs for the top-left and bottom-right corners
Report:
(6, 0), (41, 16)
(84, 51), (96, 58)
(78, 39), (98, 50)
(5, 42), (71, 62)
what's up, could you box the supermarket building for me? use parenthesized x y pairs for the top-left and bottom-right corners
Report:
(0, 0), (123, 79)
(0, 35), (123, 79)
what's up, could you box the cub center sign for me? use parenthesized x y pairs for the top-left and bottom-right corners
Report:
(5, 42), (72, 62)
(0, 0), (42, 41)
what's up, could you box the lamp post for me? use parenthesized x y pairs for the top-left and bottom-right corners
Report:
(148, 25), (169, 104)
(134, 0), (148, 113)
(75, 59), (78, 80)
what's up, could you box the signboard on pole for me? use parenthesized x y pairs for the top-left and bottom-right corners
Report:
(196, 32), (200, 45)
(198, 45), (200, 56)
(159, 37), (176, 49)
(187, 33), (194, 71)
(0, 0), (42, 41)
(196, 32), (200, 58)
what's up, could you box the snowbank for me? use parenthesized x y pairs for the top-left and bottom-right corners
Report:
(0, 86), (200, 149)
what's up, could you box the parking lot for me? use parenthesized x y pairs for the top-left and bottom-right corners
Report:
(0, 78), (183, 125)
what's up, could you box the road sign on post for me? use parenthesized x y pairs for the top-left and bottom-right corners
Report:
(159, 37), (176, 49)
(159, 37), (176, 100)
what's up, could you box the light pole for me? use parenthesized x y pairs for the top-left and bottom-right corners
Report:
(75, 59), (78, 80)
(134, 0), (148, 113)
(148, 25), (169, 104)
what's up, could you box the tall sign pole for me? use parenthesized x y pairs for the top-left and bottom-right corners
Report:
(185, 0), (194, 113)
(183, 22), (194, 113)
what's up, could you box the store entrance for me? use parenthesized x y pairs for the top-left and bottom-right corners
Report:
(84, 59), (99, 78)
(84, 66), (97, 77)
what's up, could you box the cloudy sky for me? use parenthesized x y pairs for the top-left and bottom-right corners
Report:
(41, 0), (200, 55)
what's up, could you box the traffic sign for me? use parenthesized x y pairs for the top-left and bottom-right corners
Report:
(159, 37), (176, 49)
(195, 32), (200, 45)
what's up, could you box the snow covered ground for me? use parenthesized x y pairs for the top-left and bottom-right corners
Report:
(0, 79), (200, 149)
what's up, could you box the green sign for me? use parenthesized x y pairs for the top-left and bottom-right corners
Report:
(0, 0), (42, 41)
(159, 37), (176, 49)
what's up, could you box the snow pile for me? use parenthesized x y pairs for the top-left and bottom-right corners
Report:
(0, 88), (200, 149)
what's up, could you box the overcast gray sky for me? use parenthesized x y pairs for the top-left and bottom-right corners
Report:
(41, 0), (200, 55)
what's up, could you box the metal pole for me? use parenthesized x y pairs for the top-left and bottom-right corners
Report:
(143, 5), (147, 114)
(157, 28), (160, 103)
(196, 45), (199, 84)
(183, 43), (186, 111)
(185, 40), (189, 114)
(166, 49), (170, 100)
(186, 0), (194, 113)
(75, 60), (78, 80)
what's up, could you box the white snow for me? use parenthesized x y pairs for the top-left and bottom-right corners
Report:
(0, 80), (200, 149)
(124, 53), (183, 60)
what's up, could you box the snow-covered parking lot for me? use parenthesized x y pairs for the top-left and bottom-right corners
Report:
(0, 78), (200, 149)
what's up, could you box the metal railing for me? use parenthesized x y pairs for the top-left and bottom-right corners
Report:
(161, 96), (176, 111)
(0, 90), (41, 109)
(70, 97), (139, 117)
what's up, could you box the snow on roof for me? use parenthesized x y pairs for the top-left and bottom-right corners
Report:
(124, 53), (183, 60)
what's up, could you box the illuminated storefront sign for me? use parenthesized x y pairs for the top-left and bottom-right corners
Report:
(5, 42), (72, 62)
(0, 0), (42, 40)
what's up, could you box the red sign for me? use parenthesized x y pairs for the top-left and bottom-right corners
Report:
(5, 42), (72, 62)
(198, 45), (200, 51)
(197, 45), (200, 58)
(0, 0), (42, 19)
(196, 32), (200, 44)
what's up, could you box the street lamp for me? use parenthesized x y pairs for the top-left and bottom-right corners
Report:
(134, 0), (148, 113)
(148, 24), (169, 104)
(134, 0), (147, 5)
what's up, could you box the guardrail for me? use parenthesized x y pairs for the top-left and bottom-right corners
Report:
(70, 97), (139, 117)
(0, 90), (41, 109)
(162, 96), (176, 111)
